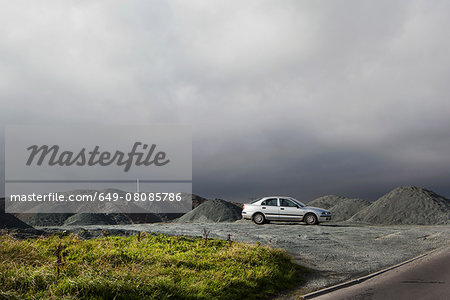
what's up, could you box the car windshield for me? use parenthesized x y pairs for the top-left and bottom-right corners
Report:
(289, 198), (306, 207)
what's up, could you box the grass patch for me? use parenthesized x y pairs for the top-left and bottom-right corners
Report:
(0, 233), (307, 299)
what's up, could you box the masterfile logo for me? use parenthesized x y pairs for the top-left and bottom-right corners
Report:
(25, 142), (170, 171)
(5, 125), (192, 214)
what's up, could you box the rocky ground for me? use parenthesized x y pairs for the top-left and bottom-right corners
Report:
(4, 186), (450, 294)
(38, 221), (450, 293)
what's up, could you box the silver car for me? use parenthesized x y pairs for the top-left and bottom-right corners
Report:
(242, 196), (331, 225)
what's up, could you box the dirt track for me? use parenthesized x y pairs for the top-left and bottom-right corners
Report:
(39, 221), (450, 292)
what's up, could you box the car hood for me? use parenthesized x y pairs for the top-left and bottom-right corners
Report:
(304, 206), (329, 213)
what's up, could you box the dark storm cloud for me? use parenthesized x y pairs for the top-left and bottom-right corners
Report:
(1, 0), (450, 201)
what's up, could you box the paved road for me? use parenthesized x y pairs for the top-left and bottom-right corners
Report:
(313, 247), (450, 300)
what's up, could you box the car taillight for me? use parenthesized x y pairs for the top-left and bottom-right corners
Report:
(243, 204), (245, 210)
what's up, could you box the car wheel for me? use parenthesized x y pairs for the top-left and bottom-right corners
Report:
(252, 213), (266, 225)
(304, 213), (318, 225)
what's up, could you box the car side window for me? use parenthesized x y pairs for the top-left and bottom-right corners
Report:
(280, 198), (297, 207)
(261, 198), (278, 206)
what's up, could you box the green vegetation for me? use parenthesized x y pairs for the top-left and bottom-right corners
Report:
(0, 233), (306, 299)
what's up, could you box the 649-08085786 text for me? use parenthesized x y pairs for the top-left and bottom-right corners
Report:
(8, 192), (183, 202)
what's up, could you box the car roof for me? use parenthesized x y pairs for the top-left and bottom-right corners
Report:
(260, 196), (293, 199)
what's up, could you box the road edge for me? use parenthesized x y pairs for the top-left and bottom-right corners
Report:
(299, 246), (445, 299)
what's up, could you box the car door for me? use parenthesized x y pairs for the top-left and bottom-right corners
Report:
(278, 198), (304, 221)
(260, 198), (279, 220)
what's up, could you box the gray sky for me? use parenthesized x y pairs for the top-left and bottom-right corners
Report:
(1, 0), (450, 202)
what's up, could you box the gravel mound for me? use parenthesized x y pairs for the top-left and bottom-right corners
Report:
(124, 213), (163, 223)
(0, 215), (32, 229)
(10, 191), (208, 226)
(15, 213), (73, 226)
(174, 199), (242, 223)
(308, 195), (370, 221)
(349, 186), (450, 225)
(308, 195), (348, 209)
(0, 198), (33, 229)
(329, 198), (371, 222)
(15, 212), (164, 226)
(63, 213), (133, 226)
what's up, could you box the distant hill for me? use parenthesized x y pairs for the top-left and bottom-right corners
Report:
(308, 195), (370, 221)
(349, 186), (450, 225)
(192, 194), (209, 208)
(175, 199), (242, 223)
